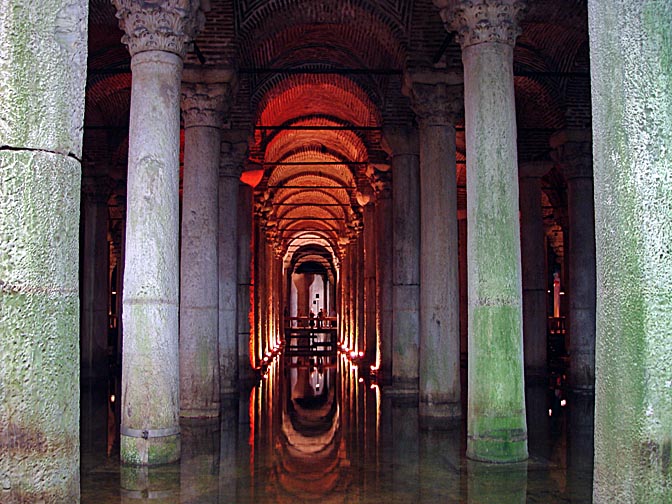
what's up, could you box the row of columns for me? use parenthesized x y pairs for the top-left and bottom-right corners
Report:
(3, 0), (669, 501)
(108, 0), (599, 469)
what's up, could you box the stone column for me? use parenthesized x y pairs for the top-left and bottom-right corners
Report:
(437, 0), (528, 462)
(80, 175), (112, 466)
(458, 212), (468, 359)
(356, 230), (366, 354)
(519, 161), (552, 379)
(407, 74), (463, 424)
(0, 1), (87, 499)
(113, 0), (203, 465)
(588, 4), (672, 497)
(373, 170), (393, 382)
(219, 132), (248, 394)
(237, 182), (254, 382)
(362, 195), (377, 365)
(179, 73), (230, 418)
(384, 127), (420, 392)
(81, 175), (112, 381)
(551, 130), (596, 392)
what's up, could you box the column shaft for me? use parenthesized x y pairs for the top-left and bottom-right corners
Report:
(237, 183), (253, 381)
(418, 121), (461, 422)
(566, 175), (596, 389)
(81, 186), (110, 380)
(179, 123), (220, 417)
(389, 131), (420, 391)
(121, 51), (183, 465)
(219, 168), (240, 394)
(458, 216), (468, 360)
(375, 180), (393, 383)
(519, 165), (550, 377)
(589, 3), (672, 497)
(463, 41), (527, 462)
(364, 203), (377, 364)
(0, 1), (86, 497)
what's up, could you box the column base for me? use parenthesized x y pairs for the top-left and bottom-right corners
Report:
(120, 464), (180, 499)
(385, 377), (419, 396)
(467, 431), (528, 463)
(121, 432), (180, 466)
(179, 405), (220, 419)
(419, 398), (462, 429)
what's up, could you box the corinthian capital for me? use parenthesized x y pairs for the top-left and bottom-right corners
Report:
(403, 69), (463, 127)
(112, 0), (204, 58)
(181, 82), (231, 128)
(550, 130), (593, 180)
(220, 130), (250, 178)
(434, 0), (527, 48)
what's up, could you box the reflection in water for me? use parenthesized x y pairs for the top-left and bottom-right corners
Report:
(81, 355), (594, 503)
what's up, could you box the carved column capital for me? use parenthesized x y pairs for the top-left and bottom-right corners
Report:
(408, 81), (464, 127)
(181, 82), (232, 128)
(112, 0), (204, 58)
(550, 129), (593, 180)
(371, 170), (392, 201)
(220, 140), (248, 178)
(435, 0), (527, 49)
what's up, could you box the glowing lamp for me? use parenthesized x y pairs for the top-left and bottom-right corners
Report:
(240, 169), (264, 188)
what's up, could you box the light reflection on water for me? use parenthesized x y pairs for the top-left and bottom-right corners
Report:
(81, 355), (593, 503)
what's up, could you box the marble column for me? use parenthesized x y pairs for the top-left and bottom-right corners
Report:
(80, 175), (112, 466)
(458, 213), (468, 359)
(113, 0), (203, 465)
(356, 230), (366, 354)
(589, 3), (672, 499)
(81, 175), (112, 381)
(373, 170), (393, 382)
(179, 74), (230, 418)
(437, 0), (528, 462)
(252, 215), (264, 366)
(219, 132), (248, 394)
(551, 130), (595, 391)
(237, 182), (254, 382)
(408, 74), (463, 424)
(519, 161), (552, 379)
(384, 127), (420, 392)
(0, 1), (87, 499)
(362, 196), (377, 365)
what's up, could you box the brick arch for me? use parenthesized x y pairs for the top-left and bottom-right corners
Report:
(86, 74), (132, 126)
(255, 75), (382, 128)
(515, 77), (564, 130)
(236, 0), (407, 70)
(263, 125), (369, 167)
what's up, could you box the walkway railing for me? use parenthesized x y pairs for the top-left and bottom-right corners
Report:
(283, 316), (338, 357)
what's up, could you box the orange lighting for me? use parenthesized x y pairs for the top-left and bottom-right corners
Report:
(240, 169), (264, 188)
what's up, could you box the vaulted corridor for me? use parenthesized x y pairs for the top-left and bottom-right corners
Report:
(2, 1), (672, 502)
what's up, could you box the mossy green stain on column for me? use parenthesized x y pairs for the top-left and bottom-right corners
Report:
(590, 1), (672, 501)
(0, 151), (81, 501)
(467, 305), (527, 463)
(462, 40), (527, 463)
(0, 1), (88, 155)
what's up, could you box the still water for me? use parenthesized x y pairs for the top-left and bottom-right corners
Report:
(81, 356), (594, 503)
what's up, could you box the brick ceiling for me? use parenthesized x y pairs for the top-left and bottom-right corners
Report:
(86, 0), (589, 266)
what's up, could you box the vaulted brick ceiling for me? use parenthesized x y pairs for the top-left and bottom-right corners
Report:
(85, 0), (590, 267)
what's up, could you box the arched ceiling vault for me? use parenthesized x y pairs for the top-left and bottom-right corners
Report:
(83, 0), (590, 278)
(235, 1), (411, 270)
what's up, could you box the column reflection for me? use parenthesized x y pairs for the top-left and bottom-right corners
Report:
(179, 418), (220, 503)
